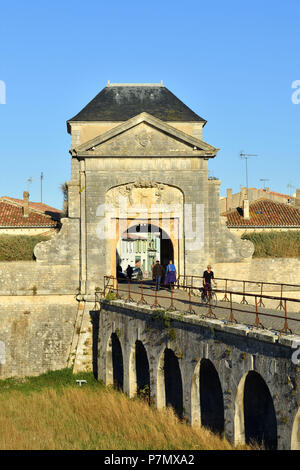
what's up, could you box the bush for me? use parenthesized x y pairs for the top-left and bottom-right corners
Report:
(241, 231), (300, 258)
(0, 235), (50, 261)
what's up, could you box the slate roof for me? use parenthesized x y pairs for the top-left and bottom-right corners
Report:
(0, 198), (61, 227)
(222, 199), (300, 227)
(67, 84), (206, 129)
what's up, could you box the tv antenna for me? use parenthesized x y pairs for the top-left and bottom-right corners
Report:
(240, 151), (258, 199)
(27, 177), (33, 193)
(259, 178), (270, 190)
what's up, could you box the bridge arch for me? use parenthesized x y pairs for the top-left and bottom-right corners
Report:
(106, 332), (124, 391)
(291, 407), (300, 450)
(190, 358), (224, 433)
(235, 371), (277, 449)
(128, 340), (151, 401)
(156, 347), (183, 418)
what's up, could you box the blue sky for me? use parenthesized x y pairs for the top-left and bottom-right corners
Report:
(0, 0), (299, 209)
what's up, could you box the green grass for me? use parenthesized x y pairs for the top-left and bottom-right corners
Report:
(0, 234), (50, 261)
(0, 368), (101, 395)
(242, 231), (300, 258)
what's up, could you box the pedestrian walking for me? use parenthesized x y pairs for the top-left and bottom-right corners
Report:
(164, 260), (176, 290)
(126, 265), (133, 280)
(152, 260), (164, 291)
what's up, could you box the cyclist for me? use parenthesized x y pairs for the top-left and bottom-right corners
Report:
(201, 265), (216, 301)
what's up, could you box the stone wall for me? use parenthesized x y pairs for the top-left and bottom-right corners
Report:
(213, 258), (300, 289)
(0, 295), (78, 378)
(0, 261), (79, 295)
(0, 217), (81, 378)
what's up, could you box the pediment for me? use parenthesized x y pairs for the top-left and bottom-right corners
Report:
(71, 112), (218, 158)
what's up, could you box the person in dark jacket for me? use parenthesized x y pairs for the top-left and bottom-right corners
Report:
(126, 265), (133, 280)
(152, 260), (164, 291)
(202, 265), (216, 300)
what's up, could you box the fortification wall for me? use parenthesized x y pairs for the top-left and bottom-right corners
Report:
(0, 217), (81, 378)
(0, 295), (78, 378)
(0, 261), (79, 295)
(213, 258), (300, 289)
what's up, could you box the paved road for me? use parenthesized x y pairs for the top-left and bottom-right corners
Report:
(114, 280), (300, 336)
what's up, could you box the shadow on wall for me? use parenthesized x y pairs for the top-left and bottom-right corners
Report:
(200, 358), (224, 434)
(90, 309), (100, 379)
(164, 348), (183, 419)
(243, 371), (277, 450)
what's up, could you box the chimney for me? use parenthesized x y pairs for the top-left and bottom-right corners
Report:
(23, 191), (29, 218)
(239, 187), (247, 207)
(296, 189), (300, 208)
(226, 188), (232, 211)
(243, 199), (250, 220)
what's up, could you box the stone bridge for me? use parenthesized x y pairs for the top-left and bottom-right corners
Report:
(96, 298), (300, 450)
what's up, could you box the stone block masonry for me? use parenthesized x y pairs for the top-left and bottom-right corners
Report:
(0, 295), (78, 378)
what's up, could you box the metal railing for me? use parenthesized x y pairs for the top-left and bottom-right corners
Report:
(100, 275), (300, 336)
(176, 274), (300, 311)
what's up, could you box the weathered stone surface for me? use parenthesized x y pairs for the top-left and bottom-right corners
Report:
(98, 300), (300, 450)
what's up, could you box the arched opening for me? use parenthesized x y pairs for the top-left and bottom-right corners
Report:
(291, 407), (300, 450)
(116, 223), (175, 280)
(199, 359), (224, 434)
(164, 348), (183, 419)
(243, 371), (277, 449)
(135, 340), (151, 403)
(111, 333), (124, 391)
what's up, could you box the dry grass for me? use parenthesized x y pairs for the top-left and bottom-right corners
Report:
(0, 381), (250, 450)
(242, 231), (300, 258)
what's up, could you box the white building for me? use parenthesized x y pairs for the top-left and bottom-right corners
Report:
(117, 232), (161, 278)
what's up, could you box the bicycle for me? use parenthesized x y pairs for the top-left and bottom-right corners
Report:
(199, 284), (218, 306)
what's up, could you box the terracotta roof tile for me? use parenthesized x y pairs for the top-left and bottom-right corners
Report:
(1, 197), (61, 215)
(0, 199), (61, 228)
(222, 199), (300, 227)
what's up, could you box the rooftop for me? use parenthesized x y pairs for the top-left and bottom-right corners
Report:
(67, 83), (206, 130)
(0, 197), (61, 228)
(222, 199), (300, 227)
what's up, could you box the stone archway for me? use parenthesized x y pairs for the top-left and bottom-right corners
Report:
(117, 223), (174, 279)
(106, 332), (124, 391)
(163, 348), (183, 418)
(199, 359), (224, 434)
(190, 359), (224, 433)
(235, 371), (277, 449)
(105, 181), (184, 280)
(135, 340), (151, 402)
